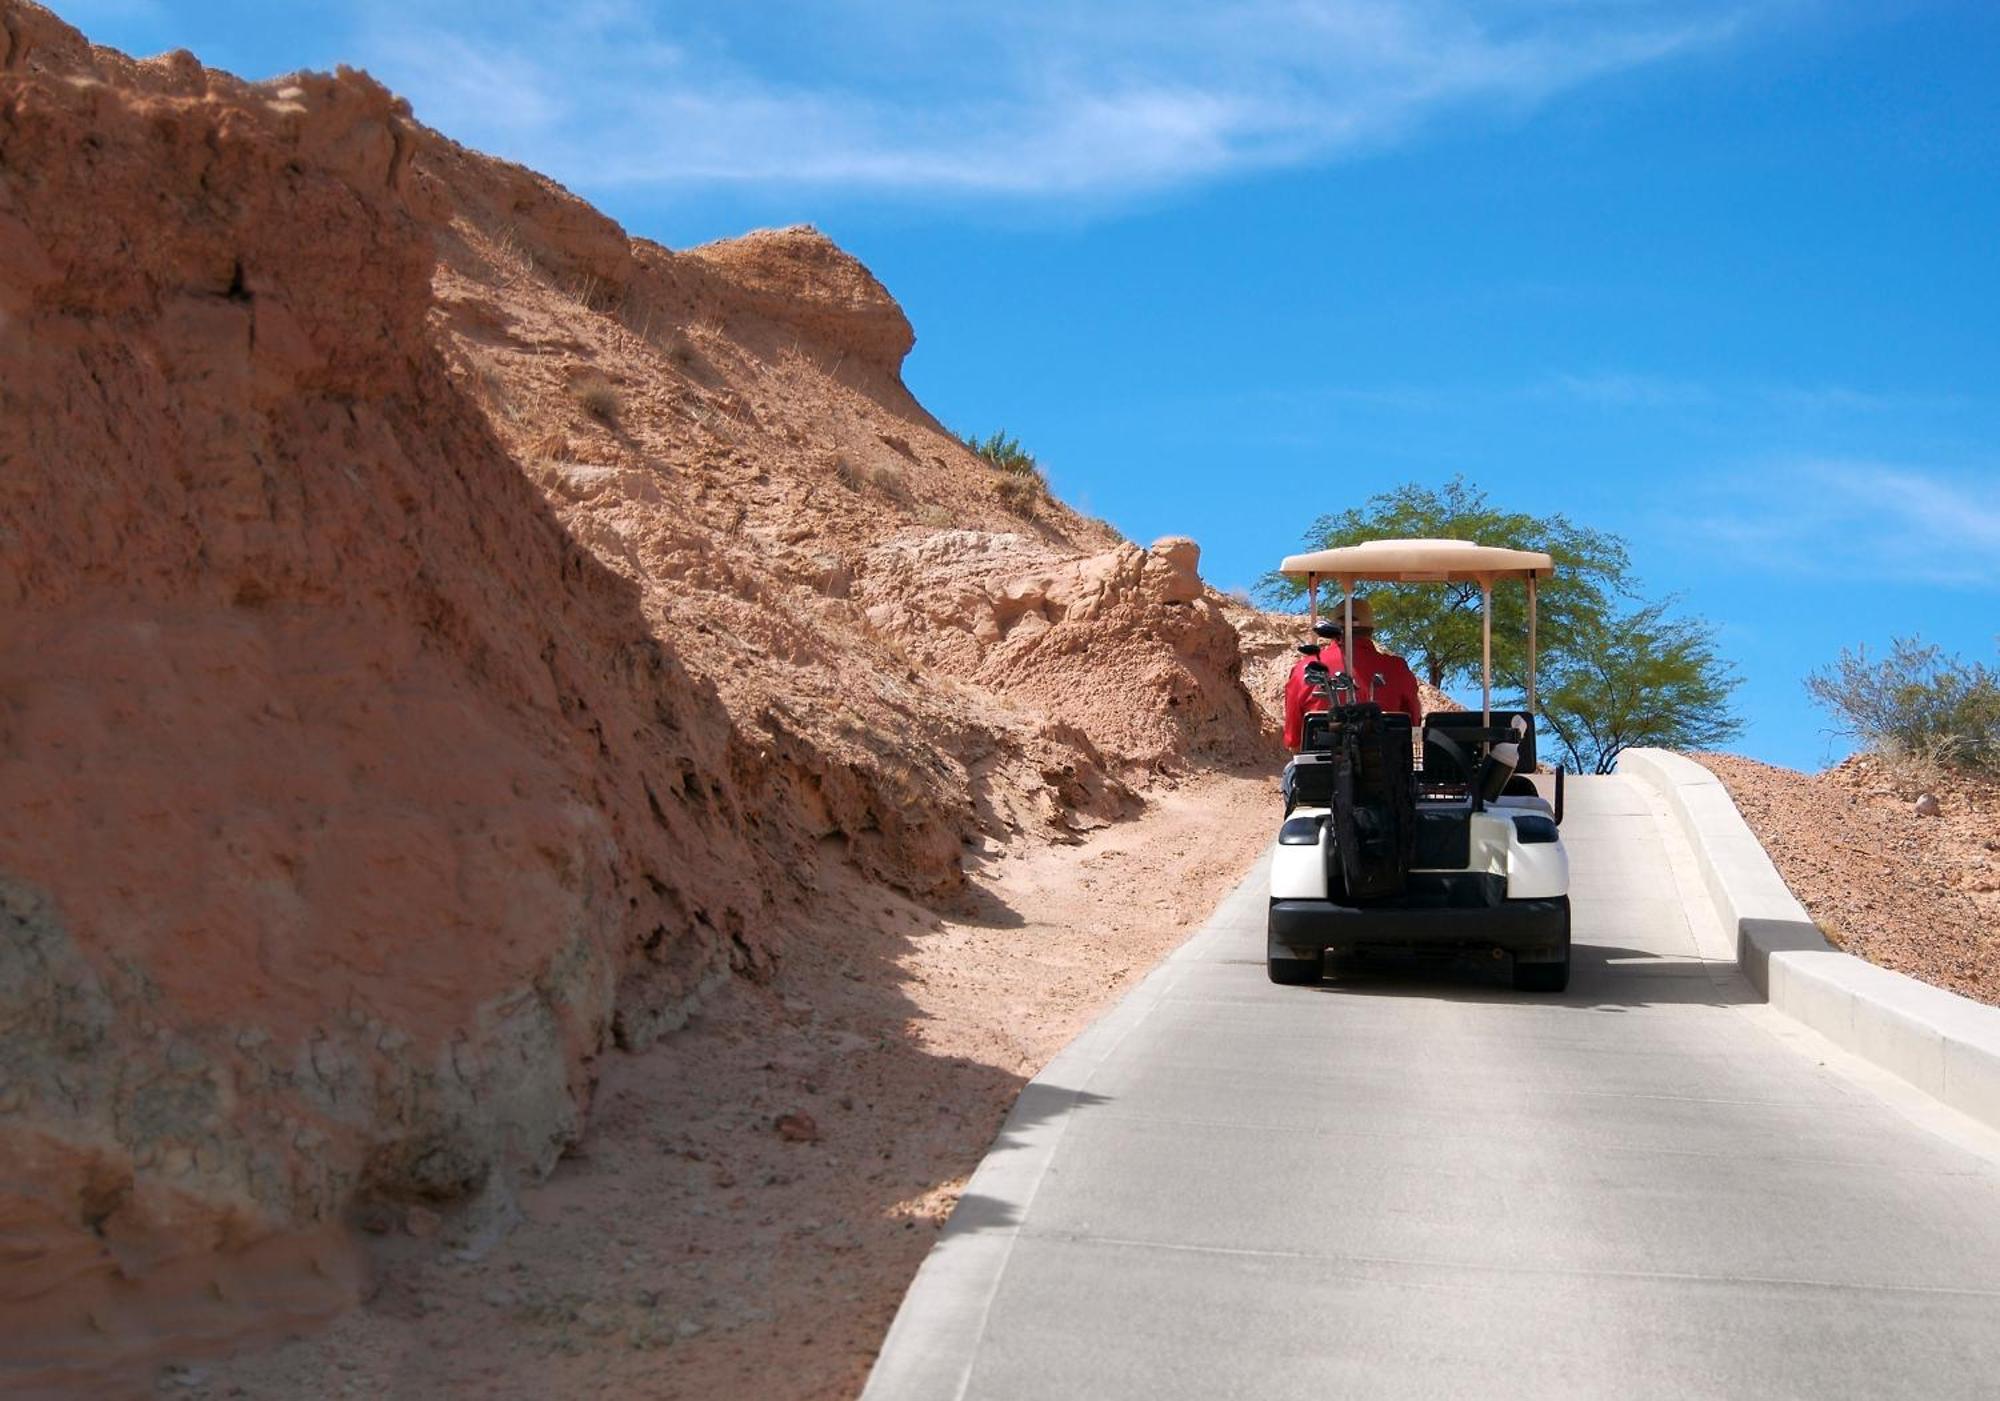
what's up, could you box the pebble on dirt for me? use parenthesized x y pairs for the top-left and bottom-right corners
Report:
(775, 1112), (820, 1143)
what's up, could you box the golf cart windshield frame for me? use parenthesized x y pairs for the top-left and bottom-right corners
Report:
(1278, 539), (1556, 725)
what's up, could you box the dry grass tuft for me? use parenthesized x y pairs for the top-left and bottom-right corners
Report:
(529, 430), (573, 460)
(869, 463), (911, 502)
(575, 375), (622, 423)
(994, 473), (1042, 517)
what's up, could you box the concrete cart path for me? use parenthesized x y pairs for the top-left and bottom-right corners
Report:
(864, 775), (2000, 1400)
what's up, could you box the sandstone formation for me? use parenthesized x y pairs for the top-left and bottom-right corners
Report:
(0, 1), (1271, 1383)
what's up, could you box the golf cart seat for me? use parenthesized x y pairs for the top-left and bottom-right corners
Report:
(1422, 710), (1538, 783)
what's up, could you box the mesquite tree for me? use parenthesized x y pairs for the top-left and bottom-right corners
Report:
(1536, 600), (1742, 774)
(1261, 476), (1742, 773)
(1257, 476), (1631, 694)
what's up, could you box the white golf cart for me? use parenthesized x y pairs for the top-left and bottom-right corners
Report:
(1268, 539), (1572, 992)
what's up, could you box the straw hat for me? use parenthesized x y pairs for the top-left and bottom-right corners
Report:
(1327, 597), (1374, 629)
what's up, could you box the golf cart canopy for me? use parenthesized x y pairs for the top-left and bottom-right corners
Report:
(1280, 537), (1557, 721)
(1279, 538), (1555, 584)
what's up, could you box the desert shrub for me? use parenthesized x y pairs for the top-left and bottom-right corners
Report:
(963, 427), (1055, 523)
(994, 473), (1042, 516)
(574, 375), (621, 422)
(1806, 637), (2000, 774)
(963, 429), (1039, 475)
(662, 331), (698, 367)
(869, 463), (910, 501)
(830, 454), (864, 492)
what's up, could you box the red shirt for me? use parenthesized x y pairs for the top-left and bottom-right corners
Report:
(1283, 635), (1424, 750)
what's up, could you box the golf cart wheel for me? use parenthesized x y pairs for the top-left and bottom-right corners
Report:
(1512, 899), (1572, 992)
(1512, 955), (1569, 993)
(1267, 952), (1322, 986)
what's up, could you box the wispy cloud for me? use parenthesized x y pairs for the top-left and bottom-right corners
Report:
(340, 0), (1773, 199)
(1682, 460), (2000, 588)
(1539, 371), (1717, 408)
(1537, 372), (1969, 417)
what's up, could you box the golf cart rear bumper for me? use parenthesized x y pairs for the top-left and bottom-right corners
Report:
(1268, 897), (1569, 963)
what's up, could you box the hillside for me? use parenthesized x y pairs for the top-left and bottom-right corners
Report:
(1699, 752), (2000, 1005)
(0, 2), (1275, 1388)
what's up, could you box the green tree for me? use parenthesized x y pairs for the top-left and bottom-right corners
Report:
(1257, 476), (1631, 693)
(1536, 600), (1743, 774)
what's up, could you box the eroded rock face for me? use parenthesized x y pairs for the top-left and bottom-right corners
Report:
(0, 0), (1271, 1380)
(0, 6), (763, 1372)
(859, 533), (1264, 770)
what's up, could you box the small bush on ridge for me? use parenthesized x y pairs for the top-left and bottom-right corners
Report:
(1806, 637), (2000, 775)
(962, 429), (1040, 475)
(994, 473), (1042, 517)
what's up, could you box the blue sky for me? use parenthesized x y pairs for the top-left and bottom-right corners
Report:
(63, 0), (2000, 769)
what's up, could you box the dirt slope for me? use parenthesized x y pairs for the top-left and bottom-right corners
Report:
(0, 3), (1273, 1387)
(1698, 752), (2000, 1005)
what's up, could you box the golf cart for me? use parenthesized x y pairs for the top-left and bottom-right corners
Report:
(1268, 539), (1572, 992)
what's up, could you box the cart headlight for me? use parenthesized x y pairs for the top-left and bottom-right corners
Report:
(1278, 815), (1324, 845)
(1512, 814), (1558, 844)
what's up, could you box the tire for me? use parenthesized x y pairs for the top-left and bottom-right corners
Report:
(1267, 952), (1322, 986)
(1512, 897), (1572, 992)
(1512, 955), (1569, 993)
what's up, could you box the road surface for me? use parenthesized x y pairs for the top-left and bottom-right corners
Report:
(865, 774), (2000, 1399)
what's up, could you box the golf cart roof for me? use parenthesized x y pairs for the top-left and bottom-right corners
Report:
(1279, 538), (1555, 583)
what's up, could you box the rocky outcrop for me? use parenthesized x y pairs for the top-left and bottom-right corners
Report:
(683, 224), (916, 374)
(861, 533), (1266, 770)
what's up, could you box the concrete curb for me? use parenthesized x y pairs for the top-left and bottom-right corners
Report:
(859, 858), (1270, 1400)
(1622, 747), (2000, 1132)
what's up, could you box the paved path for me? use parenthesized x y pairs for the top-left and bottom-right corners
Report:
(865, 775), (2000, 1400)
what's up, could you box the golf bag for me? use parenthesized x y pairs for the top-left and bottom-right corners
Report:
(1326, 701), (1416, 900)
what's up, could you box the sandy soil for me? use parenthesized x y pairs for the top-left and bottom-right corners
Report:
(183, 769), (1276, 1399)
(1698, 752), (2000, 1006)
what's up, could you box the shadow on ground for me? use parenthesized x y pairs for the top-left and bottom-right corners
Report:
(1299, 942), (1755, 1011)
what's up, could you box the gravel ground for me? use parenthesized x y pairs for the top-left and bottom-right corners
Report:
(1697, 751), (2000, 1006)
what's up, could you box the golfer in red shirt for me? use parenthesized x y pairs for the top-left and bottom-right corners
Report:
(1283, 597), (1424, 750)
(1281, 599), (1423, 811)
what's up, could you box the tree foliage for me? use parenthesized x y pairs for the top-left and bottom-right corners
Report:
(1536, 600), (1743, 774)
(1257, 476), (1631, 693)
(1262, 475), (1742, 773)
(1805, 638), (2000, 774)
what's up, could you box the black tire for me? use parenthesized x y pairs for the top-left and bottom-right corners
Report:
(1512, 955), (1569, 993)
(1512, 898), (1572, 992)
(1267, 953), (1322, 986)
